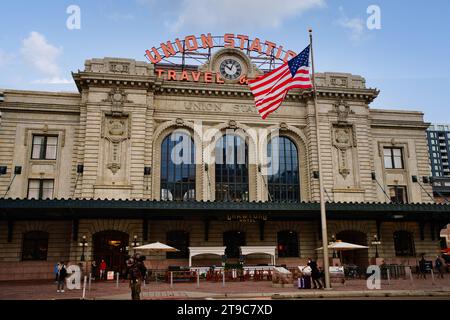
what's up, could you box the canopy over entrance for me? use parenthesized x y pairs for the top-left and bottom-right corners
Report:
(240, 246), (276, 265)
(189, 247), (226, 267)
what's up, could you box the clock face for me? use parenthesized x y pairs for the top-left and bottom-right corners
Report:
(219, 59), (242, 80)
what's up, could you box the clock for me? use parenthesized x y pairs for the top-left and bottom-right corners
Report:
(219, 59), (242, 80)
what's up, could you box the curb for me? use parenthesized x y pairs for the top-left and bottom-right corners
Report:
(271, 290), (450, 299)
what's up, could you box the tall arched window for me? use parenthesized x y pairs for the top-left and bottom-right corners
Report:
(394, 231), (416, 257)
(267, 136), (300, 201)
(166, 231), (189, 259)
(277, 231), (299, 257)
(22, 231), (49, 261)
(161, 131), (195, 201)
(215, 134), (249, 201)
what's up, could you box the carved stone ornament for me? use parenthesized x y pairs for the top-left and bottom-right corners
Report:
(103, 88), (132, 116)
(228, 120), (237, 129)
(175, 118), (184, 126)
(102, 115), (130, 175)
(333, 99), (353, 123)
(109, 63), (130, 74)
(280, 122), (288, 131)
(332, 125), (355, 179)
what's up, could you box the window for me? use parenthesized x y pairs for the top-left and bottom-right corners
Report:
(267, 137), (300, 202)
(394, 231), (415, 256)
(215, 134), (249, 201)
(31, 135), (58, 160)
(166, 231), (189, 259)
(389, 186), (408, 204)
(277, 231), (299, 257)
(383, 147), (404, 169)
(22, 231), (49, 261)
(27, 179), (54, 199)
(160, 131), (195, 201)
(223, 231), (246, 259)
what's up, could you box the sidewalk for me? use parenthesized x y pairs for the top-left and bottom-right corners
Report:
(1, 277), (450, 300)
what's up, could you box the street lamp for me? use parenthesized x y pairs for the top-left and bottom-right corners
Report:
(79, 235), (88, 261)
(131, 235), (140, 248)
(372, 234), (381, 258)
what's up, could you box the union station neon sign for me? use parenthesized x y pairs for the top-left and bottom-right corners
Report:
(146, 34), (297, 84)
(145, 33), (297, 65)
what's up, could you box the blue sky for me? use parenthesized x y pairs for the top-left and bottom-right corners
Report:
(0, 0), (449, 123)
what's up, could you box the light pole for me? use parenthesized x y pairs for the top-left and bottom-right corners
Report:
(131, 235), (140, 248)
(372, 234), (381, 259)
(79, 235), (88, 261)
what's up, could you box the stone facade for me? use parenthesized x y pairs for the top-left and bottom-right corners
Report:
(0, 50), (443, 280)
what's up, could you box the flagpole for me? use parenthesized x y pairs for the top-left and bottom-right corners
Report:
(309, 28), (331, 289)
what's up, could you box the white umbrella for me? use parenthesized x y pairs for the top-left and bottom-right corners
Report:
(134, 242), (179, 252)
(316, 241), (369, 251)
(132, 242), (179, 283)
(316, 241), (369, 267)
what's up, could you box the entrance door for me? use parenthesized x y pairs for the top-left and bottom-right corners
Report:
(336, 231), (369, 268)
(223, 231), (246, 260)
(93, 231), (129, 276)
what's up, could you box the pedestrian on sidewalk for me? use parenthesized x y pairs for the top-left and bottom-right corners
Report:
(435, 255), (446, 279)
(126, 253), (147, 300)
(418, 254), (427, 279)
(91, 260), (98, 280)
(99, 259), (107, 280)
(307, 258), (323, 289)
(54, 262), (60, 284)
(56, 261), (68, 293)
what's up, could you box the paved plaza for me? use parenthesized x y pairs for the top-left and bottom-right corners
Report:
(1, 277), (450, 300)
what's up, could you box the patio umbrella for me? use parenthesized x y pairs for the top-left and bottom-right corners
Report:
(316, 241), (369, 265)
(316, 241), (369, 251)
(134, 242), (179, 252)
(133, 242), (179, 282)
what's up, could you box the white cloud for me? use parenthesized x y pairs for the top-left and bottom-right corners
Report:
(21, 31), (63, 77)
(141, 0), (326, 32)
(336, 7), (365, 42)
(20, 32), (71, 85)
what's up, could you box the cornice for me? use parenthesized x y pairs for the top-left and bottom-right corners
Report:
(0, 102), (81, 115)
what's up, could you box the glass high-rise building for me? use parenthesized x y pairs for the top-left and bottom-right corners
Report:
(427, 124), (450, 177)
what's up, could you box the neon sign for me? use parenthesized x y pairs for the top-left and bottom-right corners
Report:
(145, 33), (297, 65)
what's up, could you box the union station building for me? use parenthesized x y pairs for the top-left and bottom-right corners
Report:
(0, 42), (449, 280)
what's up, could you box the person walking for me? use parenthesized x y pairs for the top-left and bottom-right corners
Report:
(435, 255), (446, 279)
(418, 254), (427, 279)
(91, 260), (98, 280)
(126, 253), (147, 300)
(99, 259), (107, 280)
(56, 261), (68, 293)
(307, 258), (323, 289)
(54, 262), (60, 284)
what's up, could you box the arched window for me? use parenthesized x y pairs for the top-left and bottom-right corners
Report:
(22, 231), (49, 261)
(267, 136), (300, 201)
(161, 131), (195, 201)
(223, 231), (246, 259)
(166, 231), (189, 259)
(215, 134), (249, 201)
(394, 231), (416, 257)
(277, 231), (299, 257)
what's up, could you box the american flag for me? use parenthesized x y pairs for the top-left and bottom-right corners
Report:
(248, 45), (313, 119)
